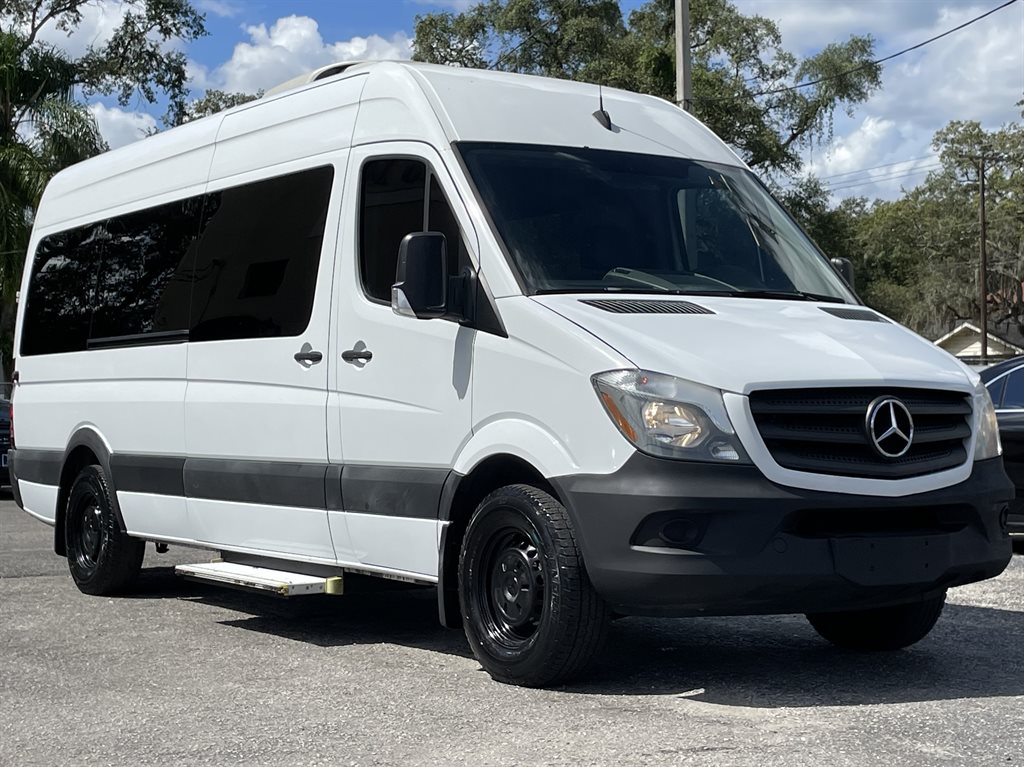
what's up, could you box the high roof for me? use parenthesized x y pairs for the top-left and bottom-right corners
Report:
(33, 61), (745, 232)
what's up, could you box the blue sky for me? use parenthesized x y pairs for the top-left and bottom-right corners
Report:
(37, 0), (1024, 199)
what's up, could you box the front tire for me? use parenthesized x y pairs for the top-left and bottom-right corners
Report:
(65, 465), (144, 595)
(458, 484), (609, 687)
(806, 592), (946, 651)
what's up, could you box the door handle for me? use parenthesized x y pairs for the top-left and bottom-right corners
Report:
(294, 349), (323, 364)
(341, 348), (373, 363)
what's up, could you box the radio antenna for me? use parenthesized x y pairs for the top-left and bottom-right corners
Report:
(592, 84), (612, 131)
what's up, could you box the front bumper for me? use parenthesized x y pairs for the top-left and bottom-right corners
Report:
(551, 455), (1013, 617)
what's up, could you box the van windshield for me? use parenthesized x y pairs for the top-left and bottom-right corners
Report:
(457, 142), (855, 303)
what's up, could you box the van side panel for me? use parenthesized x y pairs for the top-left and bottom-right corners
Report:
(184, 129), (352, 558)
(31, 119), (221, 233)
(13, 345), (188, 534)
(208, 76), (365, 181)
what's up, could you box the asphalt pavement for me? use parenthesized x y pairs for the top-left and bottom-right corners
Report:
(2, 497), (1023, 767)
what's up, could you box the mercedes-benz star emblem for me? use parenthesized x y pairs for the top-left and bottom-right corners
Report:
(865, 396), (914, 458)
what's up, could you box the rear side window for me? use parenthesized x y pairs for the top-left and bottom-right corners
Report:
(189, 166), (334, 342)
(91, 198), (204, 341)
(21, 225), (104, 355)
(359, 158), (469, 302)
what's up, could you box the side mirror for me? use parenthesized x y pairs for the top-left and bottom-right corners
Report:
(392, 232), (448, 319)
(830, 257), (855, 290)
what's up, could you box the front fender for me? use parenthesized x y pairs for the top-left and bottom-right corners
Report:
(453, 417), (579, 479)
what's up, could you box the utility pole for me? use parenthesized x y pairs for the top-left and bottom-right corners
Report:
(978, 155), (988, 365)
(675, 0), (692, 111)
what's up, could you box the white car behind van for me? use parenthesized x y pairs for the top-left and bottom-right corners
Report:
(9, 61), (1013, 687)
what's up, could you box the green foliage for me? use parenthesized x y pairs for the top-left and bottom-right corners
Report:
(829, 121), (1024, 340)
(2, 0), (207, 126)
(413, 0), (881, 173)
(0, 29), (106, 298)
(0, 0), (208, 376)
(177, 89), (262, 125)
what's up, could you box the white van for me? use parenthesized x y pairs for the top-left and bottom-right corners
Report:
(9, 61), (1013, 687)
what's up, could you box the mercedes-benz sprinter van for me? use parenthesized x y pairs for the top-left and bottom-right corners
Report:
(9, 61), (1013, 687)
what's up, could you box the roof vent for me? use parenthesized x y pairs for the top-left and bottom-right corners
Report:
(580, 299), (714, 315)
(263, 61), (368, 98)
(819, 307), (889, 323)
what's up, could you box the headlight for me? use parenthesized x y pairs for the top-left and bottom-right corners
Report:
(592, 370), (749, 462)
(972, 380), (1001, 460)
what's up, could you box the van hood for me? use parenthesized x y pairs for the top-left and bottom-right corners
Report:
(533, 294), (975, 394)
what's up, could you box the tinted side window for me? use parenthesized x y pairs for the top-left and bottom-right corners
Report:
(1001, 370), (1024, 409)
(428, 175), (470, 278)
(189, 166), (334, 342)
(91, 198), (204, 340)
(21, 225), (104, 355)
(360, 159), (426, 302)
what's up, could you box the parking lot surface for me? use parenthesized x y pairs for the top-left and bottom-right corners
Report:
(2, 498), (1023, 766)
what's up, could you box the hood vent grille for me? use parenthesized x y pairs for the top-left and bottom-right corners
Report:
(820, 307), (888, 323)
(580, 299), (714, 315)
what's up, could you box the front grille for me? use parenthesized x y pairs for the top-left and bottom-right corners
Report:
(749, 387), (971, 479)
(0, 425), (9, 451)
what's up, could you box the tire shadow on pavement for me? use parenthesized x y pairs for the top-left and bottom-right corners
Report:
(563, 604), (1024, 706)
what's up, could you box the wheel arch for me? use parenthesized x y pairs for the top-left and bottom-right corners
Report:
(54, 427), (124, 556)
(437, 452), (563, 629)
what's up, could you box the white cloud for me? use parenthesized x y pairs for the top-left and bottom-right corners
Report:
(24, 0), (128, 58)
(740, 1), (1024, 199)
(88, 103), (157, 149)
(191, 16), (412, 95)
(737, 0), (938, 54)
(801, 116), (942, 197)
(195, 0), (242, 18)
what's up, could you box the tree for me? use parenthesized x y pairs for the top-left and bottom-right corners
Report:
(848, 121), (1024, 340)
(3, 0), (207, 125)
(413, 0), (881, 174)
(0, 30), (108, 382)
(176, 89), (262, 125)
(0, 0), (208, 379)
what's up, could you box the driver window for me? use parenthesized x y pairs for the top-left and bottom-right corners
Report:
(359, 158), (469, 303)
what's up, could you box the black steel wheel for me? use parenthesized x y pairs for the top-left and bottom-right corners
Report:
(459, 484), (608, 687)
(806, 591), (946, 651)
(65, 465), (144, 595)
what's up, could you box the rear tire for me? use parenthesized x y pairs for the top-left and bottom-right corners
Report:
(806, 592), (946, 651)
(65, 465), (144, 595)
(458, 484), (609, 687)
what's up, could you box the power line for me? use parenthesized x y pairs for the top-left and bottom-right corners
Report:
(703, 0), (1020, 101)
(827, 164), (943, 192)
(816, 155), (936, 181)
(828, 165), (942, 191)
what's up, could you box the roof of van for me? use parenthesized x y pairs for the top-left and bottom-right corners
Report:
(34, 61), (745, 232)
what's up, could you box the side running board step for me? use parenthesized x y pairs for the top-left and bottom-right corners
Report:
(174, 562), (343, 597)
